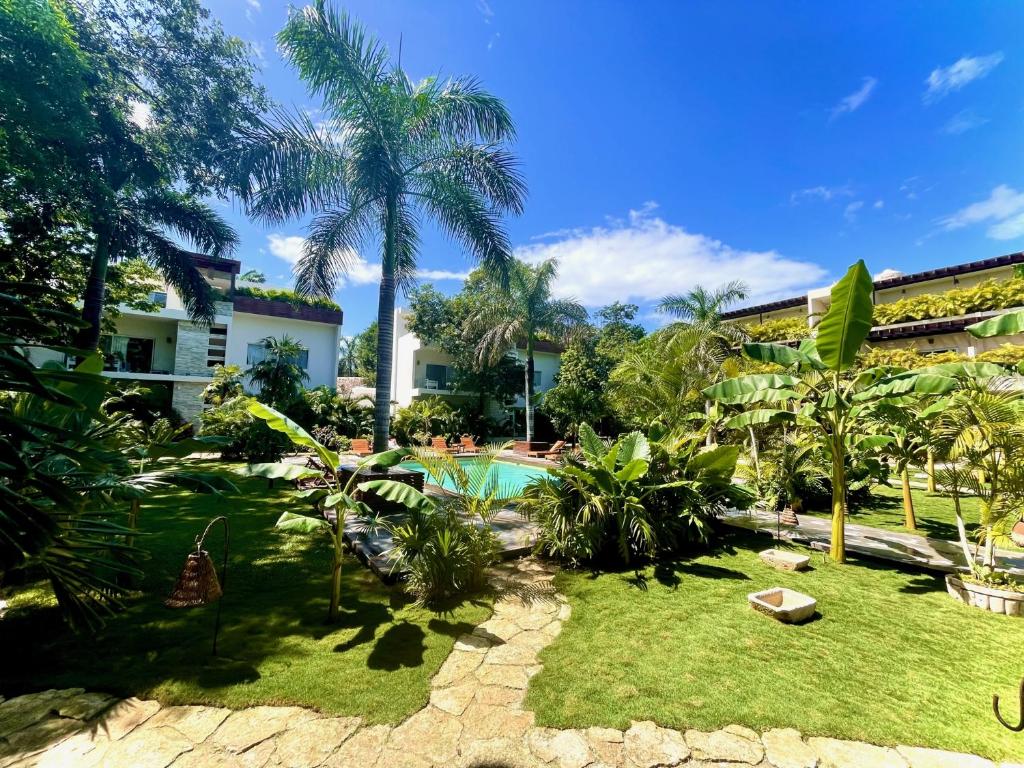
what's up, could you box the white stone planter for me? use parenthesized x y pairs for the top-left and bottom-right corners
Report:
(748, 587), (817, 624)
(945, 574), (1024, 617)
(759, 549), (810, 571)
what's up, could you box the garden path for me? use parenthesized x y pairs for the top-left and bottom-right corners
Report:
(0, 557), (1015, 768)
(722, 508), (1024, 576)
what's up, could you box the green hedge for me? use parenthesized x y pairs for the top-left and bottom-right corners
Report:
(872, 277), (1024, 326)
(234, 286), (341, 312)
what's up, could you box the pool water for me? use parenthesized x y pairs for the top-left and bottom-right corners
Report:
(399, 458), (549, 497)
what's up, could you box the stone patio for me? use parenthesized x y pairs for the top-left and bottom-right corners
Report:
(0, 558), (1016, 768)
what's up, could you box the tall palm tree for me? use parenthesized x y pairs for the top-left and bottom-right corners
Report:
(658, 281), (749, 444)
(247, 335), (310, 409)
(231, 4), (526, 451)
(470, 259), (587, 442)
(337, 336), (358, 376)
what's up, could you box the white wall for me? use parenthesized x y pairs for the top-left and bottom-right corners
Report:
(392, 309), (418, 407)
(227, 312), (341, 390)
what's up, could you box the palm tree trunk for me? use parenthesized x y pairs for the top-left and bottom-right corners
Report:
(76, 223), (112, 351)
(524, 337), (535, 442)
(830, 444), (846, 563)
(926, 450), (936, 493)
(901, 467), (917, 530)
(372, 199), (398, 453)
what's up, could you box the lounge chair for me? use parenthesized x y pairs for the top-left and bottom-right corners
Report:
(527, 439), (566, 459)
(349, 438), (374, 457)
(459, 436), (482, 454)
(431, 436), (459, 454)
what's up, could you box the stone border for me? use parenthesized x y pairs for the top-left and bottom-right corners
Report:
(1, 558), (1015, 768)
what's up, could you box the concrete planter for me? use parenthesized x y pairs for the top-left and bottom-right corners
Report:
(748, 587), (817, 624)
(759, 549), (810, 571)
(945, 574), (1024, 617)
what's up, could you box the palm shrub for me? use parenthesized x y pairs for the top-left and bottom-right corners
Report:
(360, 447), (512, 603)
(392, 397), (463, 446)
(199, 397), (290, 463)
(741, 432), (826, 513)
(247, 335), (309, 409)
(518, 423), (747, 566)
(203, 364), (245, 406)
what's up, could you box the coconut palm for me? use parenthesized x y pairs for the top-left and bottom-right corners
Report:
(337, 336), (358, 376)
(469, 259), (587, 442)
(230, 4), (526, 451)
(247, 335), (309, 409)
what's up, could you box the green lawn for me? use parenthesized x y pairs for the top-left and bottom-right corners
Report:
(525, 531), (1024, 761)
(804, 483), (986, 542)
(0, 462), (490, 724)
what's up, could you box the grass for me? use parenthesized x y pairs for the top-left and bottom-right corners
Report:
(0, 462), (490, 723)
(525, 531), (1024, 761)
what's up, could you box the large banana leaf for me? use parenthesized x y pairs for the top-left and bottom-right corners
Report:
(966, 309), (1024, 338)
(275, 511), (330, 534)
(236, 462), (324, 481)
(854, 372), (959, 401)
(578, 423), (606, 462)
(247, 399), (340, 471)
(357, 447), (413, 470)
(703, 373), (801, 402)
(741, 343), (808, 368)
(724, 409), (799, 429)
(815, 260), (873, 371)
(357, 480), (435, 513)
(143, 435), (232, 460)
(687, 444), (739, 480)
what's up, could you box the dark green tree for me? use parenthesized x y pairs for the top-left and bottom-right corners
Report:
(353, 321), (379, 386)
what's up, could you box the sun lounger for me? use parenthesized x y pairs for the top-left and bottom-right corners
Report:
(527, 439), (566, 458)
(459, 436), (482, 454)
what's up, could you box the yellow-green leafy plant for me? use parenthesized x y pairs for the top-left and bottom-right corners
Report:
(741, 316), (811, 343)
(873, 277), (1024, 326)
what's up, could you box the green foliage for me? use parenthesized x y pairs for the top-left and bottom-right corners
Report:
(360, 447), (511, 603)
(519, 424), (748, 566)
(876, 277), (1024, 327)
(239, 268), (265, 283)
(246, 335), (310, 410)
(353, 321), (378, 386)
(199, 397), (289, 463)
(594, 301), (645, 361)
(741, 315), (811, 343)
(542, 336), (613, 439)
(288, 385), (374, 439)
(815, 259), (873, 371)
(234, 285), (340, 311)
(203, 364), (245, 406)
(392, 397), (464, 446)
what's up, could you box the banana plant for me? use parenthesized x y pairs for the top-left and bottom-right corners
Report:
(705, 260), (1002, 562)
(237, 400), (410, 621)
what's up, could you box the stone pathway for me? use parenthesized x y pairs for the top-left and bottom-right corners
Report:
(1, 558), (1017, 768)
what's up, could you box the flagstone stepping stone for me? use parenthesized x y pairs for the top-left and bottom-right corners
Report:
(273, 716), (360, 768)
(56, 691), (116, 721)
(322, 725), (390, 768)
(761, 728), (818, 768)
(808, 736), (907, 768)
(433, 650), (484, 687)
(527, 727), (593, 768)
(461, 702), (534, 742)
(583, 727), (625, 765)
(686, 725), (764, 764)
(147, 706), (231, 744)
(98, 697), (162, 741)
(475, 662), (530, 689)
(0, 689), (84, 740)
(211, 706), (316, 754)
(622, 720), (690, 768)
(896, 745), (995, 768)
(430, 682), (478, 716)
(387, 705), (461, 764)
(101, 725), (193, 768)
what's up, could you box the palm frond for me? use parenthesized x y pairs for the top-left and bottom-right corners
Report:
(136, 190), (239, 258)
(135, 228), (216, 324)
(419, 144), (525, 214)
(295, 199), (378, 296)
(407, 75), (517, 143)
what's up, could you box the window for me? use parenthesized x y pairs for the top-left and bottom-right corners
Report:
(424, 363), (450, 390)
(149, 291), (167, 308)
(100, 334), (153, 373)
(246, 342), (309, 369)
(533, 369), (542, 388)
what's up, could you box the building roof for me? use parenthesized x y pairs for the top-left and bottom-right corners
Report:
(722, 250), (1024, 320)
(191, 252), (241, 275)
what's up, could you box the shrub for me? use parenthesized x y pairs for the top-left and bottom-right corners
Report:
(872, 277), (1024, 326)
(519, 424), (750, 566)
(199, 397), (289, 463)
(392, 397), (464, 446)
(234, 285), (341, 312)
(741, 316), (811, 343)
(310, 425), (352, 452)
(288, 386), (374, 438)
(203, 364), (245, 406)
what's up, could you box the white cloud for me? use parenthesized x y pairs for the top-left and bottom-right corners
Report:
(129, 101), (153, 129)
(250, 41), (266, 66)
(476, 0), (494, 22)
(267, 234), (306, 265)
(514, 204), (828, 308)
(245, 0), (261, 22)
(417, 269), (471, 281)
(938, 185), (1024, 241)
(844, 201), (864, 223)
(924, 52), (1003, 103)
(830, 77), (877, 119)
(941, 109), (989, 135)
(266, 234), (382, 286)
(873, 199), (885, 209)
(790, 184), (854, 204)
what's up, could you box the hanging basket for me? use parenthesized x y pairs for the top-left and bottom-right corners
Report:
(165, 550), (223, 608)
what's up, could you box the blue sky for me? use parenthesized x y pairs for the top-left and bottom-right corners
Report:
(205, 0), (1024, 333)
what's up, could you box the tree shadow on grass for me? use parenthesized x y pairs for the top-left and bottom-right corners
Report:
(367, 621), (427, 670)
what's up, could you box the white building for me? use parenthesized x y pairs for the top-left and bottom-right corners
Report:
(389, 307), (562, 424)
(52, 254), (344, 424)
(723, 251), (1024, 356)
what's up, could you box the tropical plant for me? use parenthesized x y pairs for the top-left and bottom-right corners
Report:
(741, 315), (811, 343)
(932, 385), (1024, 581)
(234, 285), (341, 311)
(203, 364), (245, 406)
(873, 276), (1024, 327)
(239, 268), (266, 283)
(470, 259), (587, 442)
(391, 397), (462, 446)
(230, 5), (525, 452)
(359, 446), (513, 603)
(741, 432), (826, 513)
(542, 336), (614, 441)
(246, 335), (309, 409)
(518, 423), (746, 566)
(289, 385), (374, 438)
(237, 400), (410, 620)
(705, 260), (1002, 562)
(199, 397), (290, 463)
(338, 336), (358, 376)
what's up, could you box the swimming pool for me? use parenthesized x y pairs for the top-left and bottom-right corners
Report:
(399, 457), (549, 497)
